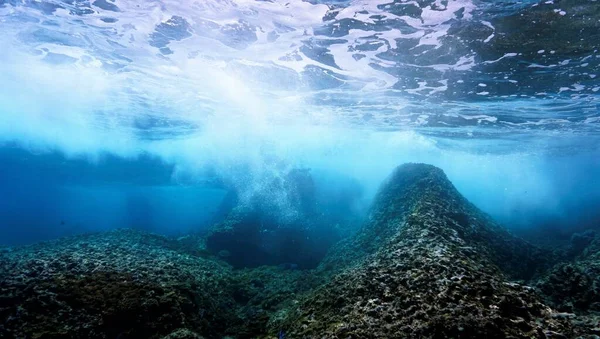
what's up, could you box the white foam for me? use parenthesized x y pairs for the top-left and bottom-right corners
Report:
(483, 53), (518, 64)
(481, 21), (495, 43)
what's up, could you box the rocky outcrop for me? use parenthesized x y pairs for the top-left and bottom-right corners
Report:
(534, 230), (600, 338)
(537, 262), (600, 313)
(275, 163), (571, 338)
(319, 163), (551, 279)
(0, 229), (317, 339)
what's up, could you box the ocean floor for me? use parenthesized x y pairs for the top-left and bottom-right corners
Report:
(1, 164), (599, 338)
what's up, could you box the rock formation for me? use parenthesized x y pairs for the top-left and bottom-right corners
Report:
(274, 164), (573, 338)
(2, 163), (599, 338)
(536, 231), (600, 336)
(0, 230), (240, 338)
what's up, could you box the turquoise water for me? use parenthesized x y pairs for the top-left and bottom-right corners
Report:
(0, 0), (599, 245)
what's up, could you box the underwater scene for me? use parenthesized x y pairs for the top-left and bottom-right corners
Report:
(0, 0), (600, 337)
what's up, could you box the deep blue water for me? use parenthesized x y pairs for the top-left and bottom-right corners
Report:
(0, 146), (229, 244)
(0, 0), (599, 246)
(1, 143), (599, 246)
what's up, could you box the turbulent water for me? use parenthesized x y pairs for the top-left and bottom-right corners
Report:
(0, 0), (599, 244)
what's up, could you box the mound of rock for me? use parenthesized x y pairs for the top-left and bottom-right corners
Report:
(275, 163), (571, 338)
(0, 229), (318, 339)
(0, 230), (239, 339)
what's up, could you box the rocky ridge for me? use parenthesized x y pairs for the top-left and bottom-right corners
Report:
(271, 164), (577, 338)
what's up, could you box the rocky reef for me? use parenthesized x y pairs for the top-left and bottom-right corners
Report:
(1, 163), (599, 338)
(317, 164), (553, 279)
(0, 230), (238, 338)
(0, 229), (317, 339)
(273, 164), (580, 338)
(535, 231), (600, 336)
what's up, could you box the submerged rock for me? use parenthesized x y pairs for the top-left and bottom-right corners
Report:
(161, 329), (204, 339)
(205, 168), (341, 269)
(537, 262), (600, 313)
(319, 163), (551, 279)
(569, 230), (598, 258)
(537, 231), (600, 318)
(0, 229), (312, 339)
(275, 163), (571, 337)
(2, 163), (598, 338)
(0, 230), (240, 339)
(535, 230), (600, 338)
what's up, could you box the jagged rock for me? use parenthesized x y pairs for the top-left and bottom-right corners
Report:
(537, 262), (600, 313)
(3, 163), (598, 338)
(229, 266), (325, 338)
(275, 163), (571, 338)
(319, 163), (551, 279)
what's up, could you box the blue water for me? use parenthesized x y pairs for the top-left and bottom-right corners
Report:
(0, 0), (599, 246)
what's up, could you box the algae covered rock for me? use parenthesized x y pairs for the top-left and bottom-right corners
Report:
(276, 163), (571, 338)
(320, 163), (550, 279)
(535, 230), (600, 338)
(537, 262), (600, 313)
(0, 229), (318, 339)
(537, 231), (600, 314)
(162, 329), (205, 339)
(0, 230), (241, 339)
